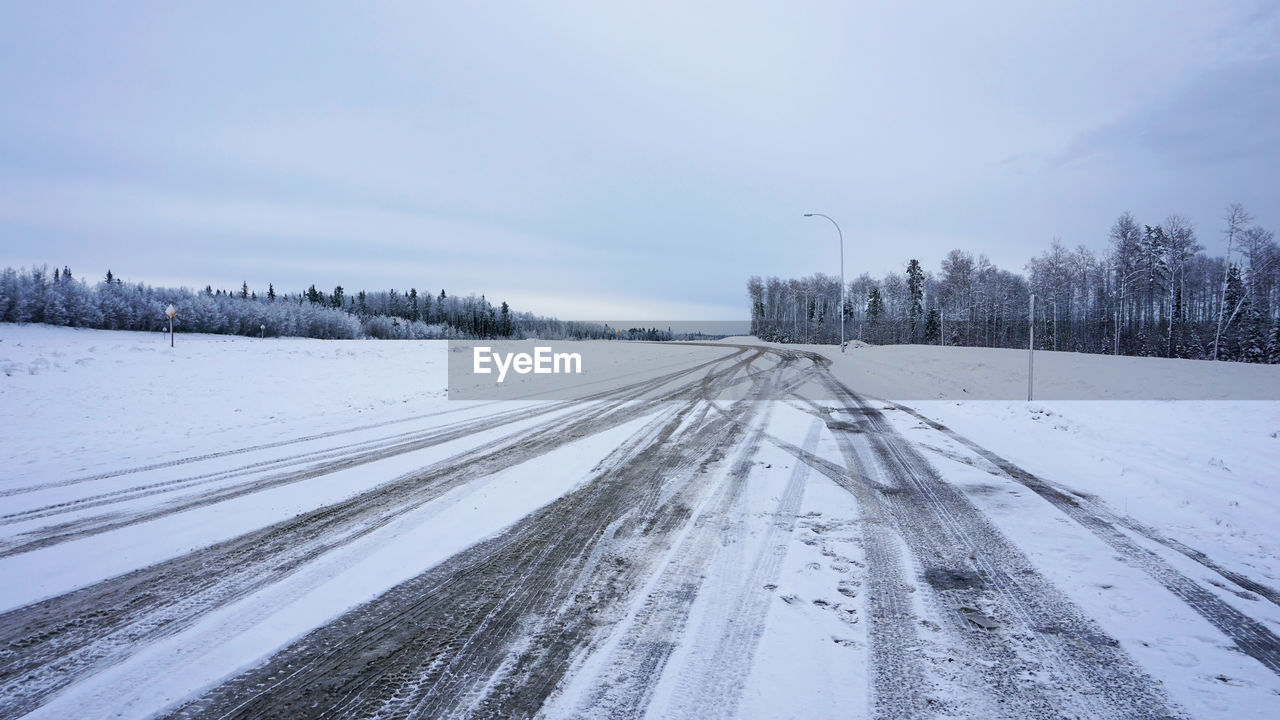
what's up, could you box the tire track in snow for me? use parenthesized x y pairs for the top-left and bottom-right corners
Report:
(554, 398), (771, 719)
(665, 416), (823, 720)
(699, 348), (935, 718)
(0, 350), (744, 558)
(815, 372), (1182, 719)
(0, 352), (753, 719)
(1, 348), (736, 499)
(0, 402), (559, 523)
(7, 342), (1226, 719)
(791, 400), (935, 718)
(884, 401), (1280, 676)
(157, 350), (772, 719)
(0, 403), (502, 498)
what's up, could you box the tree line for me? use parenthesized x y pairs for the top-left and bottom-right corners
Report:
(748, 204), (1280, 363)
(0, 267), (615, 341)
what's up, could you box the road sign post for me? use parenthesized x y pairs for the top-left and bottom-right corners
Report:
(166, 304), (177, 348)
(1028, 294), (1035, 401)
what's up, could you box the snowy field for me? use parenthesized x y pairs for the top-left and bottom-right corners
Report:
(1, 324), (1278, 719)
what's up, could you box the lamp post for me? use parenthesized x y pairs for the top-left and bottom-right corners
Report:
(803, 213), (845, 352)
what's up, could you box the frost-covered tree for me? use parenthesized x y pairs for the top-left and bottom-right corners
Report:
(924, 306), (940, 344)
(747, 203), (1274, 363)
(866, 286), (884, 341)
(906, 259), (924, 341)
(2, 266), (598, 340)
(1266, 321), (1280, 364)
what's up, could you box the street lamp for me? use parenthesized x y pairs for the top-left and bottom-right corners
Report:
(803, 213), (846, 352)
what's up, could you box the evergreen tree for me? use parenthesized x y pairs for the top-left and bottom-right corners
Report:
(1219, 266), (1248, 360)
(866, 287), (884, 342)
(906, 259), (924, 341)
(1266, 321), (1280, 364)
(1187, 327), (1205, 360)
(240, 281), (249, 300)
(924, 307), (940, 344)
(331, 285), (344, 308)
(1243, 308), (1267, 363)
(267, 283), (276, 301)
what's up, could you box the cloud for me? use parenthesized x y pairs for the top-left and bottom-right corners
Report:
(0, 177), (580, 260)
(1055, 58), (1280, 169)
(2, 1), (1278, 316)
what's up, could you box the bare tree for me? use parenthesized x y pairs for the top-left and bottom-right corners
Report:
(1213, 203), (1253, 360)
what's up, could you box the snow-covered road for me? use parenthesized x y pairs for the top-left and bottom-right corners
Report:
(1, 326), (1278, 718)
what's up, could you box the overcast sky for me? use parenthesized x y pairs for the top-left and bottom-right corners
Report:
(2, 1), (1277, 319)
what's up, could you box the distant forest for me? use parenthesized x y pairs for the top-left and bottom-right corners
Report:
(749, 204), (1280, 363)
(0, 268), (615, 340)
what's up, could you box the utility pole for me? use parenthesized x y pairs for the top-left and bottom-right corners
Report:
(1051, 299), (1058, 352)
(1028, 294), (1035, 401)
